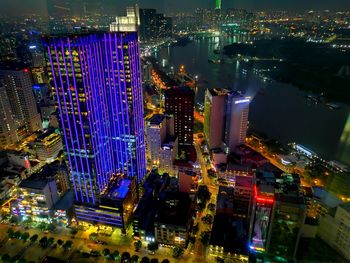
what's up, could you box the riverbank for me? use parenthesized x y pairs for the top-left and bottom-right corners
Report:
(223, 38), (350, 105)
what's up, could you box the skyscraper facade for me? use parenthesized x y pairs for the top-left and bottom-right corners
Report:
(224, 92), (250, 153)
(44, 32), (146, 207)
(204, 88), (229, 150)
(0, 67), (42, 133)
(165, 86), (194, 146)
(0, 82), (18, 147)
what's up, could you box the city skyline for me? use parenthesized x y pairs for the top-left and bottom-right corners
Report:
(0, 0), (349, 16)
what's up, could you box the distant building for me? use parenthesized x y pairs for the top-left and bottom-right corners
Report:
(154, 191), (194, 248)
(204, 88), (228, 150)
(0, 67), (42, 133)
(165, 86), (194, 146)
(224, 92), (250, 153)
(110, 5), (140, 32)
(146, 114), (174, 166)
(0, 82), (18, 148)
(34, 129), (63, 162)
(139, 9), (172, 41)
(318, 202), (350, 261)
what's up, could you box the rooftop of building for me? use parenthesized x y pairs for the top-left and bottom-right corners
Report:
(154, 191), (193, 227)
(52, 190), (74, 211)
(164, 85), (195, 96)
(216, 186), (235, 211)
(35, 128), (60, 142)
(101, 177), (132, 200)
(161, 135), (177, 148)
(19, 176), (53, 190)
(209, 213), (248, 255)
(147, 114), (165, 125)
(339, 202), (350, 213)
(208, 88), (231, 97)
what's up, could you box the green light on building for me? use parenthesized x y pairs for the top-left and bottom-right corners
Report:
(215, 0), (221, 10)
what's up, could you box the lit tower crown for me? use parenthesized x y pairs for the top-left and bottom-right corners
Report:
(43, 32), (146, 206)
(215, 0), (222, 10)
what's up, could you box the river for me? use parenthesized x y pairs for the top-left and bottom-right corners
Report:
(153, 36), (350, 166)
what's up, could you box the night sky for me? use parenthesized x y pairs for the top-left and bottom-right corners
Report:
(0, 0), (349, 16)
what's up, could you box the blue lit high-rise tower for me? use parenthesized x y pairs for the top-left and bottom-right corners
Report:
(43, 32), (146, 214)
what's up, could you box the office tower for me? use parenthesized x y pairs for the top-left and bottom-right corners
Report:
(0, 67), (42, 133)
(165, 86), (194, 146)
(204, 88), (229, 150)
(224, 92), (250, 153)
(110, 5), (140, 33)
(0, 82), (18, 147)
(34, 129), (63, 162)
(44, 32), (146, 214)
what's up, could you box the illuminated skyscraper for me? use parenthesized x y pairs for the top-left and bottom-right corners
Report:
(224, 92), (250, 153)
(215, 0), (222, 10)
(44, 32), (146, 211)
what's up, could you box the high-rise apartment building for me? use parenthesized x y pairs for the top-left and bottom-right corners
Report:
(0, 67), (42, 133)
(224, 92), (250, 153)
(165, 86), (194, 146)
(0, 82), (18, 147)
(44, 32), (146, 216)
(139, 9), (172, 41)
(146, 114), (174, 165)
(204, 88), (229, 149)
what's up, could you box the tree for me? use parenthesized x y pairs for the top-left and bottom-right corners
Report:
(207, 203), (216, 212)
(121, 252), (131, 263)
(103, 248), (111, 258)
(89, 232), (98, 241)
(21, 232), (30, 242)
(172, 246), (184, 258)
(70, 228), (78, 235)
(197, 202), (206, 212)
(200, 231), (210, 245)
(131, 255), (139, 263)
(192, 224), (199, 234)
(161, 260), (170, 263)
(112, 250), (120, 261)
(39, 236), (48, 248)
(201, 214), (213, 224)
(13, 230), (21, 239)
(57, 239), (64, 246)
(47, 223), (56, 232)
(147, 242), (158, 252)
(9, 216), (18, 224)
(30, 234), (38, 243)
(7, 228), (15, 238)
(134, 240), (142, 251)
(150, 259), (158, 263)
(37, 222), (47, 231)
(189, 236), (196, 244)
(23, 217), (32, 225)
(64, 240), (73, 250)
(1, 254), (11, 263)
(198, 185), (211, 204)
(47, 237), (55, 246)
(140, 257), (150, 263)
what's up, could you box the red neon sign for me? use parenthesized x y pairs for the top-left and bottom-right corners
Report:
(254, 185), (274, 204)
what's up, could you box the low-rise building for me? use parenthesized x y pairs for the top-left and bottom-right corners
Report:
(34, 129), (63, 162)
(154, 191), (194, 248)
